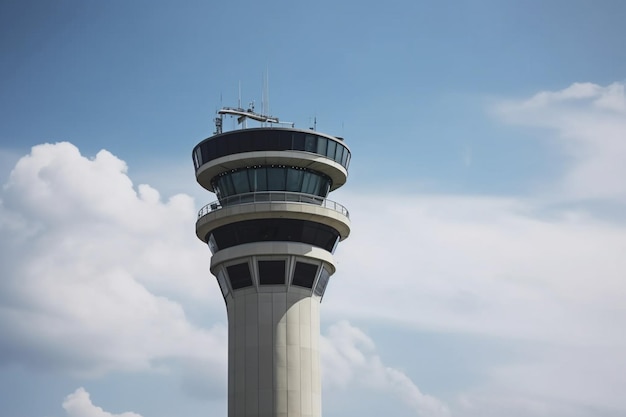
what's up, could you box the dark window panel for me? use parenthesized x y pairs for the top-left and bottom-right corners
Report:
(326, 140), (336, 160)
(305, 135), (317, 153)
(208, 233), (218, 254)
(314, 266), (331, 297)
(267, 166), (286, 189)
(342, 148), (349, 167)
(223, 175), (235, 197)
(292, 262), (318, 288)
(278, 131), (292, 149)
(215, 139), (226, 159)
(247, 169), (257, 191)
(231, 170), (251, 193)
(335, 145), (343, 164)
(216, 269), (230, 297)
(212, 225), (238, 248)
(239, 131), (253, 150)
(226, 263), (253, 290)
(258, 260), (286, 285)
(301, 172), (314, 195)
(195, 131), (350, 171)
(286, 169), (304, 192)
(253, 133), (267, 150)
(293, 134), (305, 151)
(207, 219), (340, 252)
(316, 137), (327, 156)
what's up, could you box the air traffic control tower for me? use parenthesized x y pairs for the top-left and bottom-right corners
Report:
(192, 106), (351, 417)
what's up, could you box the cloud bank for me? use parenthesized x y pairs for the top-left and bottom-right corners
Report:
(322, 321), (450, 417)
(495, 81), (626, 202)
(322, 81), (626, 416)
(0, 142), (226, 381)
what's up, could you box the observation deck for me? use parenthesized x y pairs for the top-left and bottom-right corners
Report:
(193, 123), (352, 269)
(193, 127), (350, 192)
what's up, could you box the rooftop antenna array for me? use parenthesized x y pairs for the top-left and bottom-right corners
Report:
(214, 78), (294, 133)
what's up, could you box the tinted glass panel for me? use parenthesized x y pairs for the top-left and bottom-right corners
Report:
(253, 133), (268, 150)
(195, 130), (350, 170)
(215, 139), (226, 159)
(278, 131), (292, 149)
(293, 134), (305, 151)
(226, 263), (253, 290)
(258, 260), (285, 285)
(335, 145), (343, 164)
(292, 262), (318, 288)
(326, 140), (336, 160)
(286, 169), (304, 192)
(301, 173), (314, 195)
(256, 167), (267, 190)
(209, 219), (340, 252)
(231, 170), (250, 193)
(222, 175), (235, 196)
(193, 148), (201, 169)
(305, 135), (316, 152)
(208, 233), (218, 254)
(314, 266), (331, 297)
(216, 269), (230, 297)
(267, 167), (286, 189)
(316, 137), (327, 155)
(239, 133), (253, 150)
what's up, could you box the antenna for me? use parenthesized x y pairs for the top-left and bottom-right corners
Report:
(216, 74), (293, 130)
(265, 69), (270, 122)
(213, 93), (224, 134)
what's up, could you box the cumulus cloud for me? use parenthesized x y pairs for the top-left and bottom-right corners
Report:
(324, 189), (626, 415)
(0, 142), (226, 382)
(321, 321), (450, 417)
(494, 81), (626, 202)
(62, 388), (143, 417)
(331, 193), (626, 345)
(318, 82), (626, 416)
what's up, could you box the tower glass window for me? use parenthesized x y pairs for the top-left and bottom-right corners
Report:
(212, 166), (332, 200)
(258, 260), (286, 285)
(193, 129), (351, 170)
(226, 263), (253, 290)
(314, 266), (331, 297)
(206, 218), (340, 254)
(216, 269), (230, 298)
(292, 262), (319, 289)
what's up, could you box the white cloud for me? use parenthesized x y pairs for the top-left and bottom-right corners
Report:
(494, 81), (626, 202)
(321, 321), (450, 417)
(325, 190), (626, 416)
(0, 142), (227, 382)
(62, 388), (143, 417)
(318, 82), (626, 416)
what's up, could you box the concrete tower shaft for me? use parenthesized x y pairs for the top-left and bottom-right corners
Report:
(193, 125), (351, 417)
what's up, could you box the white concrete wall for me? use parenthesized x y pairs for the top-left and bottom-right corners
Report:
(227, 290), (321, 417)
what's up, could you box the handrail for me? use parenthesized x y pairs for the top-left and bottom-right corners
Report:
(197, 191), (349, 219)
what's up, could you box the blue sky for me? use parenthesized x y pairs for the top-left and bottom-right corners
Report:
(2, 1), (626, 417)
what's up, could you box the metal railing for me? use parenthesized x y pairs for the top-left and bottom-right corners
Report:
(197, 191), (349, 219)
